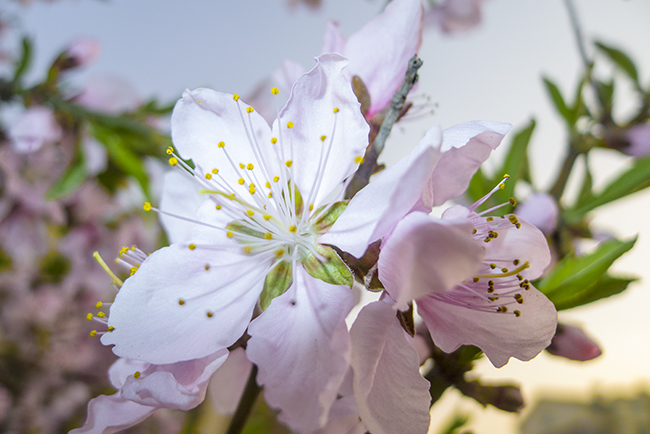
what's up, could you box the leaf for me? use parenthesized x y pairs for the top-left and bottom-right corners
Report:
(12, 37), (33, 84)
(45, 141), (87, 200)
(573, 155), (594, 209)
(302, 244), (353, 287)
(535, 237), (637, 302)
(467, 167), (493, 203)
(552, 274), (637, 311)
(494, 119), (536, 203)
(595, 41), (640, 85)
(260, 261), (293, 311)
(312, 200), (348, 233)
(595, 79), (615, 113)
(565, 155), (650, 222)
(543, 77), (573, 126)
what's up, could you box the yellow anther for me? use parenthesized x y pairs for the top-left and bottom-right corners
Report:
(188, 244), (196, 250)
(107, 326), (115, 332)
(473, 277), (480, 283)
(205, 173), (212, 180)
(498, 183), (505, 190)
(239, 163), (245, 169)
(216, 204), (222, 210)
(490, 263), (497, 269)
(285, 160), (293, 168)
(96, 301), (103, 309)
(503, 174), (510, 179)
(196, 100), (202, 105)
(309, 204), (313, 211)
(227, 231), (234, 238)
(207, 311), (214, 318)
(143, 202), (152, 211)
(509, 197), (517, 206)
(321, 135), (327, 141)
(233, 94), (240, 101)
(166, 147), (173, 155)
(246, 107), (254, 113)
(119, 247), (128, 257)
(268, 192), (273, 198)
(486, 217), (494, 222)
(168, 157), (178, 166)
(97, 311), (106, 318)
(243, 246), (252, 254)
(333, 107), (339, 113)
(273, 176), (280, 182)
(289, 225), (297, 233)
(238, 178), (245, 185)
(271, 137), (278, 144)
(514, 293), (524, 304)
(249, 187), (256, 195)
(134, 371), (141, 379)
(130, 266), (138, 276)
(497, 306), (508, 313)
(354, 156), (364, 164)
(514, 310), (521, 317)
(266, 181), (271, 188)
(178, 299), (185, 305)
(86, 313), (93, 321)
(246, 210), (255, 217)
(90, 330), (97, 337)
(264, 232), (273, 240)
(271, 87), (279, 95)
(263, 214), (271, 221)
(513, 259), (520, 266)
(218, 141), (225, 148)
(286, 121), (294, 129)
(275, 248), (285, 259)
(212, 168), (219, 174)
(246, 164), (254, 171)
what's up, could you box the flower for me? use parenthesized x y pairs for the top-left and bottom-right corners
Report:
(624, 123), (650, 157)
(8, 106), (62, 154)
(546, 323), (602, 361)
(425, 0), (484, 34)
(64, 37), (102, 68)
(515, 192), (559, 235)
(97, 53), (373, 432)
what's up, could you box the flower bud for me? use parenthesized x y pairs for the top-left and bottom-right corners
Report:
(515, 192), (558, 235)
(65, 37), (102, 68)
(546, 323), (602, 361)
(624, 123), (650, 158)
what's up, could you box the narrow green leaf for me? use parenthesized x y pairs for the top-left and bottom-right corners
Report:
(302, 244), (353, 287)
(595, 79), (615, 113)
(595, 41), (640, 85)
(312, 201), (348, 233)
(553, 274), (637, 310)
(536, 237), (637, 301)
(493, 119), (536, 206)
(574, 156), (594, 209)
(566, 155), (650, 222)
(12, 37), (33, 84)
(260, 260), (293, 311)
(45, 142), (87, 200)
(466, 167), (493, 203)
(542, 77), (573, 126)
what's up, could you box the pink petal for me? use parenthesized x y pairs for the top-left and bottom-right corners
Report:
(69, 394), (155, 434)
(321, 21), (347, 54)
(378, 212), (484, 311)
(246, 267), (354, 432)
(208, 348), (253, 415)
(276, 53), (369, 207)
(66, 37), (102, 67)
(418, 282), (557, 368)
(9, 107), (62, 154)
(76, 75), (141, 114)
(515, 192), (559, 235)
(108, 358), (150, 390)
(431, 121), (512, 206)
(159, 171), (204, 244)
(350, 299), (431, 434)
(625, 123), (650, 157)
(546, 323), (602, 361)
(345, 0), (424, 117)
(428, 0), (483, 34)
(321, 126), (442, 258)
(310, 413), (366, 434)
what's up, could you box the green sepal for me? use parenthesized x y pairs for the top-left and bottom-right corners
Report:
(226, 220), (265, 239)
(312, 201), (348, 233)
(302, 244), (353, 287)
(535, 237), (637, 308)
(260, 260), (293, 311)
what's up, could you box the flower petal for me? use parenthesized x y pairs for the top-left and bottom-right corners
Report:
(108, 358), (150, 390)
(69, 394), (155, 434)
(321, 126), (442, 257)
(159, 171), (204, 244)
(276, 53), (369, 207)
(322, 21), (347, 54)
(120, 349), (228, 410)
(418, 283), (557, 368)
(246, 266), (353, 432)
(102, 244), (269, 364)
(345, 0), (424, 117)
(350, 299), (431, 434)
(378, 212), (484, 311)
(431, 121), (512, 206)
(515, 192), (559, 235)
(208, 347), (253, 415)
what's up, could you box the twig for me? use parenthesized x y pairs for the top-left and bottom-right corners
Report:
(225, 364), (262, 434)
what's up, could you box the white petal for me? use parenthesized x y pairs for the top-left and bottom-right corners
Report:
(69, 394), (155, 434)
(159, 171), (204, 244)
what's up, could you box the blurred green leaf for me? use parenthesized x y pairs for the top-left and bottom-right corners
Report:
(553, 273), (637, 310)
(565, 154), (650, 222)
(595, 41), (640, 86)
(595, 79), (615, 114)
(574, 156), (594, 209)
(536, 237), (636, 305)
(437, 413), (471, 434)
(543, 77), (573, 126)
(140, 98), (175, 116)
(12, 37), (33, 84)
(495, 119), (535, 202)
(467, 167), (492, 204)
(45, 141), (87, 200)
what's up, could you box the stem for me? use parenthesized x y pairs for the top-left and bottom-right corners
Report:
(564, 0), (590, 71)
(549, 146), (580, 201)
(345, 55), (423, 198)
(225, 364), (262, 434)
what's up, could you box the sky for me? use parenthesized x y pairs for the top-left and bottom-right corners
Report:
(4, 0), (650, 433)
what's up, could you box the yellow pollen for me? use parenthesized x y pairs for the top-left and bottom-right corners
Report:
(321, 135), (327, 141)
(509, 197), (517, 206)
(239, 163), (245, 169)
(238, 178), (245, 185)
(490, 263), (497, 269)
(285, 160), (293, 168)
(188, 244), (196, 250)
(271, 87), (279, 95)
(168, 157), (178, 166)
(212, 168), (219, 174)
(243, 246), (252, 254)
(247, 163), (254, 170)
(97, 311), (105, 318)
(486, 217), (494, 222)
(178, 299), (185, 305)
(264, 232), (273, 240)
(268, 192), (273, 198)
(205, 264), (210, 271)
(501, 267), (509, 273)
(499, 183), (505, 190)
(107, 326), (115, 332)
(207, 311), (214, 318)
(354, 156), (364, 164)
(266, 181), (271, 188)
(216, 204), (222, 210)
(96, 301), (103, 308)
(197, 100), (202, 105)
(166, 147), (173, 155)
(90, 330), (97, 337)
(246, 107), (254, 113)
(263, 214), (271, 221)
(218, 141), (225, 148)
(233, 94), (240, 101)
(227, 231), (234, 238)
(473, 277), (480, 283)
(289, 225), (297, 233)
(286, 121), (294, 129)
(204, 173), (212, 180)
(273, 176), (280, 182)
(503, 173), (511, 179)
(275, 248), (285, 258)
(514, 310), (521, 317)
(119, 247), (128, 257)
(134, 371), (141, 379)
(309, 204), (313, 211)
(249, 187), (256, 195)
(130, 266), (138, 276)
(514, 294), (524, 304)
(497, 306), (508, 313)
(333, 107), (339, 113)
(86, 313), (93, 321)
(271, 137), (277, 144)
(246, 210), (255, 217)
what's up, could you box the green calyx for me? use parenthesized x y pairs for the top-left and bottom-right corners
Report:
(260, 260), (293, 311)
(302, 244), (353, 288)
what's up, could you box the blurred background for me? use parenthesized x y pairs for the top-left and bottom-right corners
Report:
(1, 0), (649, 433)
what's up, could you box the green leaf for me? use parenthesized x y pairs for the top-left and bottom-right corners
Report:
(574, 155), (594, 209)
(466, 167), (493, 203)
(536, 237), (637, 303)
(12, 37), (33, 84)
(553, 273), (637, 310)
(543, 77), (573, 126)
(494, 119), (536, 204)
(302, 244), (353, 287)
(260, 260), (293, 311)
(565, 155), (650, 222)
(312, 201), (348, 233)
(595, 79), (615, 113)
(45, 141), (87, 200)
(595, 41), (640, 85)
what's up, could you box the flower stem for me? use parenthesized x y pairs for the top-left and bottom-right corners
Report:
(549, 146), (580, 201)
(225, 364), (262, 434)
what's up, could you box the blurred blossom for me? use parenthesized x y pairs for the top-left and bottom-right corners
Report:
(425, 0), (483, 33)
(546, 323), (602, 361)
(624, 123), (650, 157)
(515, 192), (559, 235)
(65, 37), (102, 68)
(75, 75), (142, 114)
(81, 134), (108, 176)
(8, 106), (62, 153)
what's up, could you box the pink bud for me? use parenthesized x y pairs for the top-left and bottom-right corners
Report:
(65, 37), (101, 67)
(427, 0), (483, 34)
(75, 75), (141, 114)
(515, 192), (558, 235)
(625, 123), (650, 158)
(8, 106), (62, 153)
(546, 323), (602, 361)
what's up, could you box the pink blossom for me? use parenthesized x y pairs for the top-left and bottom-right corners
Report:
(65, 37), (102, 67)
(426, 0), (483, 34)
(546, 323), (602, 361)
(8, 106), (62, 153)
(516, 192), (559, 235)
(75, 75), (141, 114)
(624, 123), (650, 157)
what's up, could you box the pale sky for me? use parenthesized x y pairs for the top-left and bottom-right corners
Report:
(5, 1), (650, 433)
